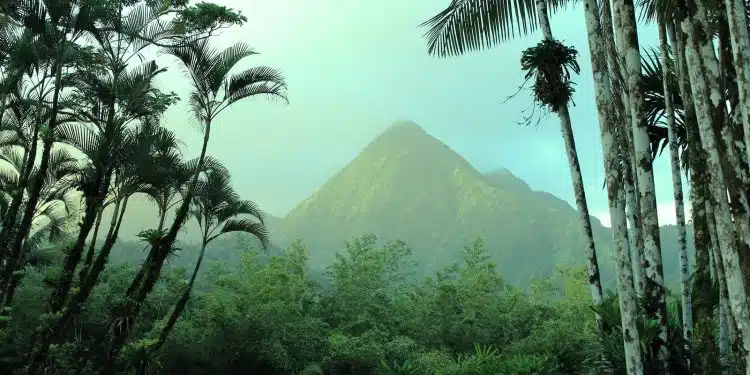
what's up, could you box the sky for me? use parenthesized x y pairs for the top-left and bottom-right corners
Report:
(151, 0), (690, 227)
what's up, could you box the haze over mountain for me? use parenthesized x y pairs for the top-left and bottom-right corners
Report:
(108, 120), (691, 286)
(254, 121), (602, 283)
(271, 120), (691, 285)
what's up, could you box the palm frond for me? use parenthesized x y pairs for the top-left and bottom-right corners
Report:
(640, 46), (687, 161)
(211, 218), (268, 249)
(207, 41), (257, 93)
(420, 0), (574, 57)
(224, 66), (287, 105)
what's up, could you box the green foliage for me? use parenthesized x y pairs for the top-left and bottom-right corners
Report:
(174, 2), (247, 33)
(520, 39), (580, 113)
(3, 235), (615, 375)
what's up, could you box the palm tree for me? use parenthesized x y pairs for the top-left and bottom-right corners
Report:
(18, 1), (188, 364)
(578, 0), (645, 372)
(609, 0), (672, 368)
(0, 0), (99, 289)
(45, 58), (174, 314)
(101, 38), (287, 372)
(22, 74), (182, 372)
(0, 27), (65, 305)
(0, 147), (82, 315)
(420, 0), (606, 342)
(134, 165), (268, 374)
(673, 0), (750, 367)
(659, 20), (693, 356)
(23, 121), (184, 371)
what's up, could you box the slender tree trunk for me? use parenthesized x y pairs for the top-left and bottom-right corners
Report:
(126, 209), (168, 298)
(659, 21), (693, 345)
(558, 106), (606, 308)
(670, 20), (720, 375)
(137, 240), (209, 375)
(722, 0), (750, 165)
(0, 101), (42, 306)
(610, 1), (645, 291)
(48, 170), (112, 312)
(716, 6), (750, 292)
(102, 118), (214, 373)
(581, 0), (644, 372)
(682, 12), (750, 371)
(0, 126), (39, 317)
(613, 0), (670, 368)
(712, 202), (733, 375)
(710, 199), (743, 357)
(624, 156), (646, 294)
(719, 294), (732, 374)
(25, 196), (128, 374)
(80, 205), (105, 283)
(601, 0), (647, 295)
(534, 0), (605, 331)
(0, 57), (64, 314)
(46, 57), (124, 313)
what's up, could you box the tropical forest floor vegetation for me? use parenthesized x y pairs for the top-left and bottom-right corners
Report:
(1, 235), (701, 375)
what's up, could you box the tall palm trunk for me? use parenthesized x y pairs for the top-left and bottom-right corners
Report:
(670, 20), (721, 374)
(711, 201), (734, 375)
(0, 121), (40, 314)
(721, 0), (750, 165)
(25, 196), (128, 374)
(581, 0), (643, 372)
(659, 21), (692, 344)
(682, 9), (750, 371)
(600, 0), (647, 294)
(80, 205), (105, 283)
(47, 165), (113, 312)
(102, 118), (213, 374)
(126, 208), (168, 298)
(136, 240), (209, 375)
(0, 93), (41, 252)
(25, 60), (122, 367)
(534, 0), (605, 333)
(612, 0), (670, 368)
(0, 91), (43, 303)
(715, 5), (750, 291)
(710, 200), (743, 357)
(0, 55), (65, 311)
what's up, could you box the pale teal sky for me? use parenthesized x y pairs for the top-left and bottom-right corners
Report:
(153, 0), (686, 227)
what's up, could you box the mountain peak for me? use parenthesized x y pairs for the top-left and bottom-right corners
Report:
(383, 120), (427, 134)
(276, 120), (618, 284)
(284, 120), (490, 224)
(368, 120), (431, 145)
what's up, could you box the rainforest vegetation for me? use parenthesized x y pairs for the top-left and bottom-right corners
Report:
(0, 0), (749, 374)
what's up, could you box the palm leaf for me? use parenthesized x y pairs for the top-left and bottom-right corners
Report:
(420, 0), (575, 57)
(211, 218), (268, 249)
(640, 46), (687, 161)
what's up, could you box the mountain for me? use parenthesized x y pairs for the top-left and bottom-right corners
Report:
(273, 121), (619, 284)
(106, 120), (691, 287)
